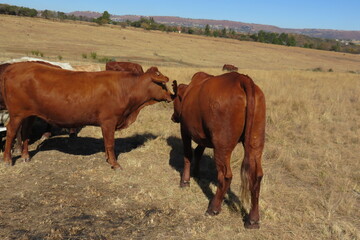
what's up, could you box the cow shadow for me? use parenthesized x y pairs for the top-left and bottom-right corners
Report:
(12, 132), (157, 165)
(166, 136), (247, 217)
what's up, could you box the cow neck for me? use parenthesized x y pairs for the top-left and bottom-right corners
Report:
(125, 73), (154, 110)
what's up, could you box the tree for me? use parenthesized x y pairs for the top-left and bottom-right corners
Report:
(41, 10), (55, 19)
(221, 28), (227, 37)
(213, 30), (220, 37)
(330, 42), (341, 52)
(95, 11), (111, 25)
(287, 35), (296, 46)
(205, 24), (210, 36)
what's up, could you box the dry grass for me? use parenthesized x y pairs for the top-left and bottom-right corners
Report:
(0, 15), (359, 240)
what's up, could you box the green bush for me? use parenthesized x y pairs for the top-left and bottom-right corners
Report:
(90, 52), (97, 60)
(31, 50), (44, 57)
(97, 57), (114, 63)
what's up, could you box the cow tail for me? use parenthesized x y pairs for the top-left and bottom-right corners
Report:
(239, 74), (256, 211)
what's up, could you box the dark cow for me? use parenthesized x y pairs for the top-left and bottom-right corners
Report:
(106, 61), (144, 75)
(222, 64), (238, 72)
(1, 62), (173, 169)
(171, 72), (266, 229)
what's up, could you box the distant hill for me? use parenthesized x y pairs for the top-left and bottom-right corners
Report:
(69, 11), (360, 40)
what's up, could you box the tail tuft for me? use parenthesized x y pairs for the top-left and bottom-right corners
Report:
(240, 166), (251, 211)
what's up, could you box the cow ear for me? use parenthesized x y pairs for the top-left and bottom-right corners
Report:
(145, 67), (169, 83)
(171, 80), (177, 99)
(151, 71), (169, 83)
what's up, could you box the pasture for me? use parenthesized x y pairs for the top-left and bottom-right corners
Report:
(0, 14), (359, 239)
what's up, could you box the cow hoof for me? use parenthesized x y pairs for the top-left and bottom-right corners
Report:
(205, 209), (220, 216)
(22, 157), (31, 163)
(40, 133), (51, 142)
(180, 180), (190, 188)
(111, 165), (123, 171)
(4, 161), (12, 167)
(244, 220), (260, 229)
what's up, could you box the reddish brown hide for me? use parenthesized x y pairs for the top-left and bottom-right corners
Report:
(0, 62), (75, 154)
(1, 62), (173, 169)
(106, 61), (144, 75)
(172, 71), (266, 229)
(0, 63), (11, 110)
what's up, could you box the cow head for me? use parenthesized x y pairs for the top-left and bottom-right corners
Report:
(145, 67), (173, 103)
(171, 82), (188, 123)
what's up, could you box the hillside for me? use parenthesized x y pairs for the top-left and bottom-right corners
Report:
(0, 14), (359, 73)
(70, 11), (360, 40)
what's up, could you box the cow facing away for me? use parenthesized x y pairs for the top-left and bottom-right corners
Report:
(1, 62), (174, 169)
(222, 64), (238, 72)
(106, 61), (144, 75)
(171, 72), (266, 229)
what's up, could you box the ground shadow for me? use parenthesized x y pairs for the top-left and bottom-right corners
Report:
(166, 136), (247, 217)
(11, 132), (157, 165)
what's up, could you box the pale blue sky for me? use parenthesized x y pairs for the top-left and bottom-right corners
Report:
(3, 0), (360, 31)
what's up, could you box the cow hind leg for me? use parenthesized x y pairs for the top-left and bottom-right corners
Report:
(3, 117), (23, 165)
(206, 149), (233, 215)
(241, 147), (264, 229)
(20, 117), (35, 162)
(244, 151), (263, 229)
(12, 128), (22, 155)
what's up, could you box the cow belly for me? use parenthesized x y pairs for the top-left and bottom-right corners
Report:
(30, 105), (99, 128)
(191, 135), (214, 148)
(182, 120), (214, 148)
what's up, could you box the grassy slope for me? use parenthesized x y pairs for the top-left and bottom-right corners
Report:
(0, 15), (359, 239)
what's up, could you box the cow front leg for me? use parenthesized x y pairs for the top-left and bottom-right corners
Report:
(206, 150), (233, 215)
(180, 130), (192, 187)
(3, 117), (23, 166)
(101, 122), (121, 170)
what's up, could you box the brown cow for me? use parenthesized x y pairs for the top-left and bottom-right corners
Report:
(1, 62), (173, 169)
(0, 61), (75, 153)
(106, 61), (144, 75)
(171, 72), (265, 229)
(222, 64), (238, 72)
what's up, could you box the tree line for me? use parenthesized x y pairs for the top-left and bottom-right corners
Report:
(1, 4), (359, 54)
(0, 4), (37, 17)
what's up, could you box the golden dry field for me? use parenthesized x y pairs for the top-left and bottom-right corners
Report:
(0, 14), (359, 239)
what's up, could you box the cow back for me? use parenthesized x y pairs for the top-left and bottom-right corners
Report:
(180, 72), (249, 146)
(106, 61), (144, 75)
